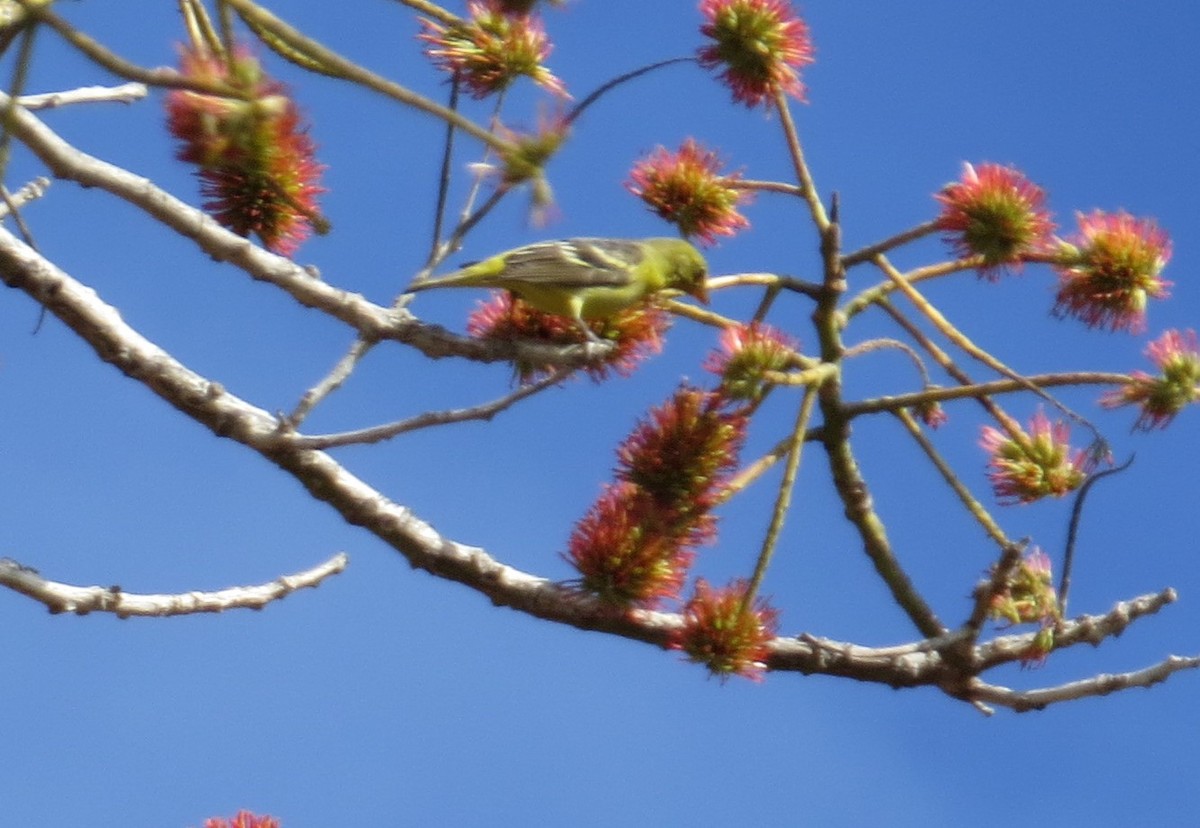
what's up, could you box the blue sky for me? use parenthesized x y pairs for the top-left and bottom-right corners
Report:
(2, 2), (1199, 825)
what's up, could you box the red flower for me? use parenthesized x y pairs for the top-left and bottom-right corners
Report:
(987, 547), (1060, 667)
(980, 410), (1091, 504)
(166, 47), (325, 256)
(204, 812), (280, 828)
(1101, 329), (1200, 430)
(913, 398), (949, 429)
(671, 579), (779, 682)
(616, 387), (746, 537)
(1052, 210), (1172, 333)
(703, 322), (798, 404)
(626, 139), (751, 245)
(419, 1), (567, 99)
(565, 482), (693, 608)
(467, 292), (669, 383)
(935, 162), (1054, 276)
(698, 0), (815, 108)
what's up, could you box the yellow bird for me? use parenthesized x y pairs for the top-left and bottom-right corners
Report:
(408, 237), (709, 342)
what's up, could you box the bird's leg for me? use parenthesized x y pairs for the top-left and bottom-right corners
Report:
(575, 317), (607, 346)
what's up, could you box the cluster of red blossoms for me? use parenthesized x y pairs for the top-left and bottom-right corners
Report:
(417, 1), (570, 223)
(567, 386), (746, 610)
(566, 324), (798, 681)
(154, 1), (1193, 682)
(417, 0), (815, 110)
(413, 0), (814, 243)
(936, 163), (1171, 323)
(936, 163), (1174, 337)
(702, 322), (799, 405)
(938, 162), (1190, 456)
(166, 46), (325, 256)
(623, 1), (814, 243)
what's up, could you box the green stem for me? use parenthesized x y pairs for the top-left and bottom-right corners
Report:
(391, 0), (461, 26)
(872, 253), (1104, 450)
(741, 384), (819, 612)
(812, 229), (944, 635)
(841, 219), (940, 268)
(844, 372), (1133, 419)
(820, 408), (946, 637)
(21, 2), (249, 98)
(840, 258), (977, 323)
(894, 408), (1011, 549)
(773, 87), (828, 232)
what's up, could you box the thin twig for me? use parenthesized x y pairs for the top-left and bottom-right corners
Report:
(287, 337), (377, 426)
(1059, 454), (1135, 615)
(565, 56), (696, 125)
(872, 253), (1104, 450)
(17, 82), (148, 109)
(845, 371), (1133, 419)
(181, 0), (223, 56)
(18, 2), (249, 98)
(965, 654), (1200, 713)
(735, 178), (804, 197)
(871, 298), (1034, 454)
(717, 422), (824, 505)
(705, 271), (823, 300)
(839, 258), (978, 322)
(0, 20), (36, 180)
(446, 90), (508, 256)
(741, 384), (820, 612)
(429, 77), (460, 259)
(843, 336), (934, 387)
(391, 0), (461, 27)
(291, 368), (571, 449)
(772, 87), (828, 231)
(656, 297), (739, 330)
(0, 174), (48, 217)
(841, 219), (940, 268)
(893, 408), (1011, 549)
(0, 553), (349, 616)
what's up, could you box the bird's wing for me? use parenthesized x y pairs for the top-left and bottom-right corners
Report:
(498, 238), (642, 288)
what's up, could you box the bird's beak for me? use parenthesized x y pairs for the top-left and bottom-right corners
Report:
(691, 281), (710, 305)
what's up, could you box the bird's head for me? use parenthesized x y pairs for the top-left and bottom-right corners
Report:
(662, 239), (710, 304)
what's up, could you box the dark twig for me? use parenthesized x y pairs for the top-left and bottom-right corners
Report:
(1059, 454), (1135, 615)
(565, 57), (696, 126)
